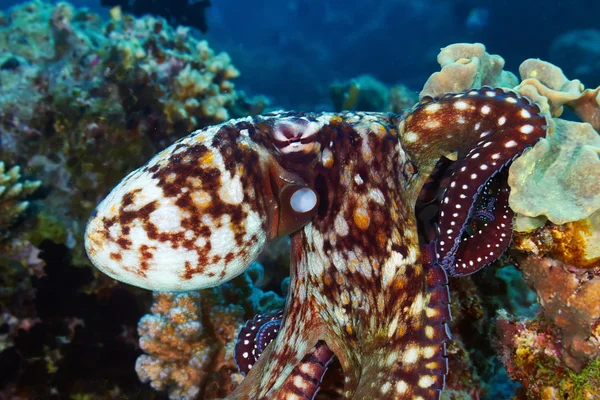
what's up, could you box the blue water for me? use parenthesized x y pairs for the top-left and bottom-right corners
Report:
(2, 0), (598, 109)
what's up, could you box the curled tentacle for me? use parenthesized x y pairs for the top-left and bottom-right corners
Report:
(401, 87), (547, 187)
(440, 170), (513, 275)
(235, 310), (284, 376)
(235, 309), (335, 400)
(402, 87), (547, 277)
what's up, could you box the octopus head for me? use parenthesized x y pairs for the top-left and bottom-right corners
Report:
(84, 114), (322, 291)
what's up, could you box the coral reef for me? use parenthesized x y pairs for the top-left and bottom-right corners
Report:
(0, 161), (40, 236)
(422, 43), (600, 398)
(135, 263), (285, 399)
(0, 0), (267, 265)
(330, 74), (417, 113)
(0, 1), (267, 398)
(420, 43), (519, 99)
(496, 315), (600, 399)
(136, 292), (242, 399)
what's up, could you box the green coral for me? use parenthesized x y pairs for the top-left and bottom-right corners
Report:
(0, 161), (41, 235)
(330, 74), (417, 112)
(0, 0), (267, 264)
(509, 119), (600, 226)
(562, 357), (600, 400)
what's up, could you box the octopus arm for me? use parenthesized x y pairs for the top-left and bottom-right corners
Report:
(226, 233), (329, 399)
(438, 171), (514, 275)
(402, 87), (547, 276)
(234, 310), (334, 400)
(401, 87), (546, 178)
(342, 257), (451, 400)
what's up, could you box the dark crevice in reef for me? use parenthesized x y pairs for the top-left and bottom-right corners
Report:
(0, 240), (164, 399)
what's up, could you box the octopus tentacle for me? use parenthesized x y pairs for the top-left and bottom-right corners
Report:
(226, 297), (325, 398)
(227, 231), (329, 399)
(84, 90), (549, 400)
(401, 87), (546, 186)
(235, 309), (284, 375)
(401, 87), (547, 276)
(442, 171), (514, 275)
(235, 310), (335, 400)
(274, 340), (335, 400)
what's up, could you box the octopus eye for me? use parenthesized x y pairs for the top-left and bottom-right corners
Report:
(290, 188), (317, 213)
(277, 184), (319, 236)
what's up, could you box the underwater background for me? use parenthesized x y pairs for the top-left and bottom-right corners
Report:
(0, 0), (599, 399)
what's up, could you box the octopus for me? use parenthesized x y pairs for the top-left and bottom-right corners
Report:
(84, 87), (547, 399)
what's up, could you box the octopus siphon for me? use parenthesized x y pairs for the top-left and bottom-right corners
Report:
(85, 87), (547, 399)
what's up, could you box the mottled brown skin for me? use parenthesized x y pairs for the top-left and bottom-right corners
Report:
(85, 88), (547, 399)
(220, 111), (450, 400)
(226, 90), (546, 399)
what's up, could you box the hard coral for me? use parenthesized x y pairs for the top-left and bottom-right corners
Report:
(136, 292), (243, 399)
(420, 43), (518, 99)
(510, 236), (600, 370)
(423, 42), (600, 397)
(136, 263), (285, 399)
(0, 161), (41, 236)
(509, 119), (600, 227)
(0, 0), (267, 266)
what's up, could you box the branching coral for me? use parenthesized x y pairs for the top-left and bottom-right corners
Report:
(136, 292), (242, 399)
(135, 263), (285, 399)
(0, 161), (41, 235)
(0, 2), (269, 397)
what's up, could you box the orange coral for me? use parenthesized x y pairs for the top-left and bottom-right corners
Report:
(513, 221), (600, 269)
(509, 251), (600, 370)
(136, 292), (245, 399)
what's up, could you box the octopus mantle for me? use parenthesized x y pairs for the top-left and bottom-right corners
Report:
(84, 88), (547, 399)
